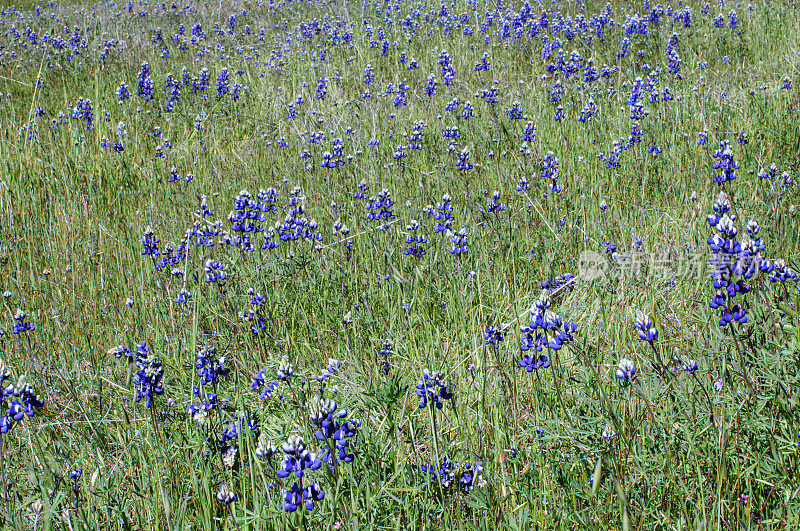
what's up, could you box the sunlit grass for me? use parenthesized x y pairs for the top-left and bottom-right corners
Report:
(0, 0), (798, 528)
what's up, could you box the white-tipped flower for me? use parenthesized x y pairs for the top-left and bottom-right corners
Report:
(255, 433), (277, 459)
(277, 355), (293, 380)
(222, 447), (237, 468)
(615, 358), (636, 382)
(533, 290), (551, 313)
(282, 434), (305, 454)
(216, 483), (236, 505)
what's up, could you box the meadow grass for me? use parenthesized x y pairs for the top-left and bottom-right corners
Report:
(0, 0), (799, 528)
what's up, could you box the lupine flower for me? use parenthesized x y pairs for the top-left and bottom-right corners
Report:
(629, 122), (643, 144)
(175, 289), (191, 304)
(521, 121), (536, 148)
(615, 357), (636, 383)
(459, 462), (487, 492)
(737, 132), (748, 146)
(665, 33), (681, 76)
(393, 81), (409, 107)
(185, 385), (228, 424)
(541, 151), (560, 194)
(11, 309), (34, 334)
(728, 10), (738, 29)
(577, 97), (598, 123)
(142, 226), (160, 256)
(421, 456), (456, 487)
(415, 369), (453, 409)
(634, 311), (658, 343)
(706, 191), (758, 327)
(353, 181), (369, 200)
(437, 50), (455, 85)
(250, 369), (280, 400)
(277, 355), (293, 380)
(116, 82), (131, 104)
(216, 484), (235, 505)
(519, 290), (577, 370)
(283, 482), (304, 512)
(70, 468), (82, 496)
(204, 259), (226, 283)
(256, 433), (278, 459)
(485, 190), (506, 213)
(136, 62), (154, 101)
(303, 483), (325, 511)
(680, 356), (698, 373)
(478, 88), (498, 105)
(71, 98), (94, 130)
(505, 101), (524, 120)
(379, 340), (393, 375)
(365, 189), (396, 228)
(628, 77), (647, 120)
(449, 228), (468, 256)
(474, 52), (490, 72)
(461, 101), (475, 119)
(442, 125), (460, 139)
(196, 347), (229, 386)
(424, 74), (437, 97)
(216, 69), (229, 97)
(711, 141), (740, 186)
(404, 220), (427, 258)
(315, 77), (328, 100)
(363, 65), (374, 84)
(276, 436), (328, 513)
(456, 147), (473, 171)
(445, 98), (460, 112)
(314, 358), (340, 382)
(408, 121), (426, 150)
(0, 365), (45, 434)
(483, 326), (504, 349)
(392, 145), (408, 160)
(132, 342), (164, 408)
(309, 395), (360, 465)
(108, 344), (133, 363)
(767, 259), (797, 283)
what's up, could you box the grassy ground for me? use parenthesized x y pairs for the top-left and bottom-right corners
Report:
(0, 0), (799, 528)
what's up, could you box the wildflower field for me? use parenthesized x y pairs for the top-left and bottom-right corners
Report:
(0, 0), (799, 527)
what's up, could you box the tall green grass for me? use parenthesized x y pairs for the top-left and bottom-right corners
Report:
(0, 0), (799, 528)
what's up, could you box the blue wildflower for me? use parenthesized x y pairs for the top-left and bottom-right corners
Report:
(11, 309), (34, 335)
(483, 326), (504, 349)
(132, 342), (164, 408)
(415, 369), (453, 409)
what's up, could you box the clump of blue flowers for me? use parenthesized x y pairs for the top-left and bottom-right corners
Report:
(277, 434), (325, 512)
(483, 326), (504, 349)
(0, 361), (45, 433)
(416, 369), (453, 409)
(132, 342), (164, 408)
(615, 357), (637, 384)
(421, 455), (487, 493)
(110, 341), (164, 409)
(518, 291), (577, 371)
(12, 309), (34, 335)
